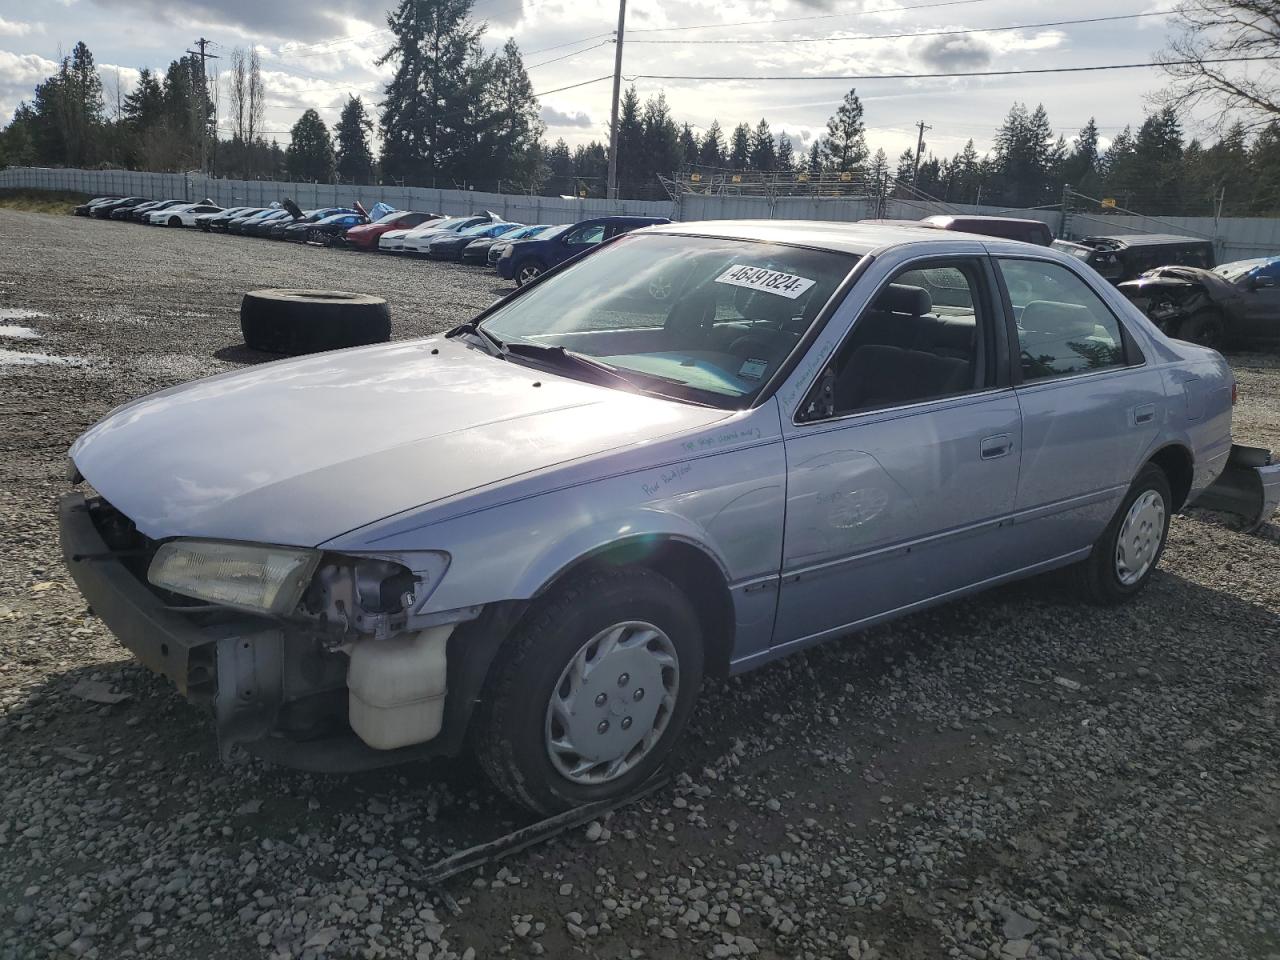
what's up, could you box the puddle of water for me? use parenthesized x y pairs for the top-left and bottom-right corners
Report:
(0, 325), (39, 340)
(0, 349), (85, 367)
(0, 308), (46, 321)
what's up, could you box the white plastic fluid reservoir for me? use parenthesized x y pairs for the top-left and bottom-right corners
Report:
(347, 625), (453, 750)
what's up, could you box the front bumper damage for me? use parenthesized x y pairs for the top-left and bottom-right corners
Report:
(58, 493), (518, 772)
(1193, 445), (1280, 533)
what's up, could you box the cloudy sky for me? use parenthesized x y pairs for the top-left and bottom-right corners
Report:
(0, 0), (1211, 162)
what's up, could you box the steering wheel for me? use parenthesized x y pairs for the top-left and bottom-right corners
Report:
(727, 334), (776, 361)
(664, 292), (717, 347)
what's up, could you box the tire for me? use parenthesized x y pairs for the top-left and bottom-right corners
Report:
(1177, 309), (1225, 349)
(473, 567), (705, 814)
(513, 258), (546, 287)
(168, 216), (181, 228)
(239, 289), (391, 355)
(1076, 463), (1172, 604)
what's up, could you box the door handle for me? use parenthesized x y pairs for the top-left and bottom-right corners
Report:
(1132, 403), (1156, 426)
(980, 434), (1013, 459)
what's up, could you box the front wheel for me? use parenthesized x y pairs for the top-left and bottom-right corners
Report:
(514, 259), (545, 287)
(1076, 463), (1172, 604)
(473, 567), (704, 814)
(1178, 309), (1225, 349)
(168, 216), (181, 228)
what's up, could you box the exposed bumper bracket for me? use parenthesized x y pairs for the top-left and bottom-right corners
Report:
(1194, 444), (1280, 533)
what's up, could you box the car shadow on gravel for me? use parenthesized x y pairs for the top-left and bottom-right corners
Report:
(212, 344), (284, 366)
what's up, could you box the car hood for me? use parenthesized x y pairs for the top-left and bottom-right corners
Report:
(70, 338), (728, 546)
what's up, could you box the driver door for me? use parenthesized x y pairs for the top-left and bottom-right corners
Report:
(1240, 261), (1280, 340)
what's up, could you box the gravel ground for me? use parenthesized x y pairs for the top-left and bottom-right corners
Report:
(0, 209), (1277, 960)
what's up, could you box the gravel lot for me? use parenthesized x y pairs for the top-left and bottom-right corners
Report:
(0, 209), (1277, 960)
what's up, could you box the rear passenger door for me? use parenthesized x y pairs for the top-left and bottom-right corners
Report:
(773, 255), (1023, 649)
(995, 255), (1165, 564)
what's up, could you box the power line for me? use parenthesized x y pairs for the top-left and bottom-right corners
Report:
(524, 32), (616, 56)
(628, 0), (1004, 34)
(625, 55), (1280, 82)
(526, 40), (614, 71)
(627, 10), (1173, 45)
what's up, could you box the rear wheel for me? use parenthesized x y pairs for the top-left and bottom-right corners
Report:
(1076, 463), (1172, 604)
(514, 259), (546, 287)
(473, 567), (704, 814)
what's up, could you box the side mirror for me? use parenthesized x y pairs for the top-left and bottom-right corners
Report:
(1252, 274), (1276, 289)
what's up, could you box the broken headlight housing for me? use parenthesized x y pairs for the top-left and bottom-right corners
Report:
(148, 540), (321, 615)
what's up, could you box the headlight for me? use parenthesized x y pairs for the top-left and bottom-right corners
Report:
(148, 540), (320, 615)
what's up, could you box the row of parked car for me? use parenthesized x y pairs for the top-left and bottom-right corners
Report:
(71, 197), (1278, 343)
(73, 193), (673, 288)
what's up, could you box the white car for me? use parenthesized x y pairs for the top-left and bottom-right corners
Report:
(377, 228), (413, 252)
(399, 215), (495, 255)
(148, 202), (223, 227)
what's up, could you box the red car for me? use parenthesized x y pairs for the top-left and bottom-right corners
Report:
(344, 210), (441, 251)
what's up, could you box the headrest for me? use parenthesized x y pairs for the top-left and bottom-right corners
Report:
(873, 283), (932, 316)
(1021, 300), (1098, 339)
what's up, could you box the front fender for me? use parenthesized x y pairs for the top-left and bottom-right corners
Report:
(514, 509), (731, 600)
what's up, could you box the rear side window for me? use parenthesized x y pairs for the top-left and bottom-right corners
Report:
(565, 224), (605, 246)
(998, 259), (1127, 381)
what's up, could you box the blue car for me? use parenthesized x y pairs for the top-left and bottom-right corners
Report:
(497, 215), (671, 285)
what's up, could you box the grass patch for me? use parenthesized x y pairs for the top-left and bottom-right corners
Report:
(0, 188), (91, 214)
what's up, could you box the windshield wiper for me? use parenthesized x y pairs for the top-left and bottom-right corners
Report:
(446, 321), (506, 357)
(503, 342), (692, 390)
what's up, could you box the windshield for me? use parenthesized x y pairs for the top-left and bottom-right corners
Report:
(1213, 258), (1268, 282)
(479, 233), (857, 407)
(458, 222), (503, 237)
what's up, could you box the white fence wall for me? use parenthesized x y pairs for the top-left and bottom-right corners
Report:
(5, 166), (1280, 260)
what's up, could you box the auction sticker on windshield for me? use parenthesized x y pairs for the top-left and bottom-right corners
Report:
(715, 264), (816, 299)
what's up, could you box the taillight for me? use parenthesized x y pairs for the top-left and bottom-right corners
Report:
(1232, 382), (1238, 405)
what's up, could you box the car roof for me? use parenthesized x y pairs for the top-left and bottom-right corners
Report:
(647, 218), (998, 255)
(1079, 233), (1212, 248)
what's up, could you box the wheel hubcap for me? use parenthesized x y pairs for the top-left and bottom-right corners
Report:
(1115, 489), (1165, 585)
(520, 266), (542, 283)
(545, 621), (679, 785)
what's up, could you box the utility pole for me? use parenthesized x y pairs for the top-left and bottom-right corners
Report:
(605, 0), (628, 202)
(911, 120), (931, 188)
(186, 37), (218, 175)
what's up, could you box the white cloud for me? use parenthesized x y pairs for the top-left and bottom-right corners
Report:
(0, 48), (58, 120)
(0, 16), (42, 36)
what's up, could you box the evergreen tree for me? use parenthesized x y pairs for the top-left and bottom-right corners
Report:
(1130, 106), (1184, 212)
(892, 149), (915, 195)
(678, 123), (698, 167)
(334, 95), (375, 183)
(546, 137), (574, 194)
(572, 140), (607, 196)
(820, 88), (868, 173)
(729, 122), (752, 169)
(866, 147), (889, 187)
(806, 140), (822, 174)
(378, 0), (486, 184)
(614, 85), (643, 195)
(639, 92), (681, 194)
(750, 118), (777, 171)
(122, 68), (164, 138)
(776, 132), (795, 172)
(286, 108), (336, 181)
(698, 120), (726, 166)
(1062, 118), (1100, 191)
(950, 139), (982, 203)
(990, 102), (1055, 206)
(30, 42), (106, 166)
(468, 38), (544, 187)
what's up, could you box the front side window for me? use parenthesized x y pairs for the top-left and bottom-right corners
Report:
(803, 259), (989, 419)
(998, 258), (1127, 381)
(479, 234), (856, 407)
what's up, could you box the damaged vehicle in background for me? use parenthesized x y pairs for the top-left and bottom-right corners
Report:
(1118, 256), (1280, 348)
(60, 221), (1280, 814)
(1051, 234), (1215, 284)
